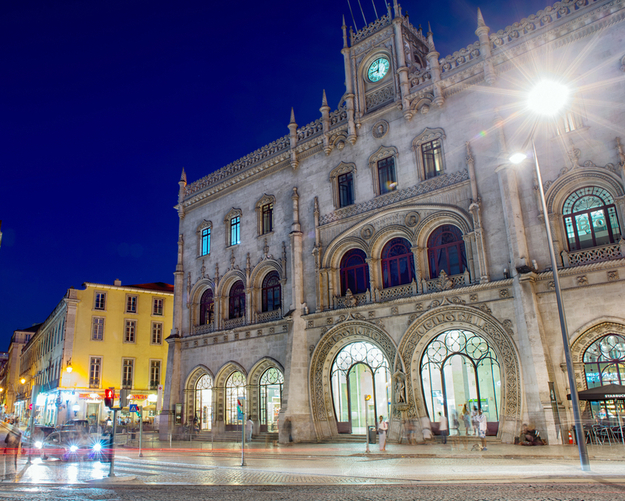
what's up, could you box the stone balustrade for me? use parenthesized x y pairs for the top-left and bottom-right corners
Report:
(561, 241), (625, 267)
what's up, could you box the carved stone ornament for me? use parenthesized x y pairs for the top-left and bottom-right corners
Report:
(469, 293), (478, 302)
(576, 275), (588, 286)
(372, 120), (389, 139)
(405, 211), (420, 228)
(361, 224), (375, 241)
(499, 288), (510, 298)
(607, 270), (619, 282)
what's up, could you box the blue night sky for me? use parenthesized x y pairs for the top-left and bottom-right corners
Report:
(0, 0), (553, 347)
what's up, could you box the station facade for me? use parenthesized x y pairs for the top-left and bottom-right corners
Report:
(162, 0), (625, 444)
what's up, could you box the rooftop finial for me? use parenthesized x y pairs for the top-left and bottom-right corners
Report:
(477, 7), (486, 27)
(427, 22), (435, 51)
(289, 107), (296, 125)
(180, 168), (187, 184)
(321, 89), (328, 107)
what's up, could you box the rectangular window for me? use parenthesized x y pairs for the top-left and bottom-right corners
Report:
(92, 317), (104, 341)
(89, 357), (101, 389)
(230, 216), (240, 246)
(126, 295), (137, 313)
(122, 359), (134, 389)
(422, 139), (443, 179)
(94, 292), (106, 310)
(201, 227), (211, 256)
(150, 360), (161, 390)
(338, 172), (354, 207)
(152, 322), (163, 344)
(378, 157), (397, 194)
(261, 204), (273, 234)
(124, 320), (136, 343)
(153, 298), (164, 316)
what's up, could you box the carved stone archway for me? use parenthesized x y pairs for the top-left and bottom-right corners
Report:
(309, 318), (399, 441)
(398, 305), (521, 442)
(247, 358), (284, 422)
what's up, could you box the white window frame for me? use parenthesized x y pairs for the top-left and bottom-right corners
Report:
(149, 359), (161, 389)
(126, 295), (138, 314)
(89, 357), (102, 388)
(153, 298), (164, 316)
(151, 322), (163, 345)
(92, 317), (105, 341)
(94, 292), (107, 310)
(124, 319), (136, 343)
(122, 358), (134, 389)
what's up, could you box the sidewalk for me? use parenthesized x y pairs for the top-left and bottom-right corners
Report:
(120, 437), (625, 462)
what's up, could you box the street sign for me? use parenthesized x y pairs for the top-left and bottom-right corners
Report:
(129, 404), (138, 412)
(237, 398), (244, 421)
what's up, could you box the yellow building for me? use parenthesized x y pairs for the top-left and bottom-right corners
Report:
(18, 280), (173, 427)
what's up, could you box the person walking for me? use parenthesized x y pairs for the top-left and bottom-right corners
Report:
(471, 405), (479, 436)
(438, 412), (448, 444)
(475, 408), (488, 450)
(378, 415), (388, 452)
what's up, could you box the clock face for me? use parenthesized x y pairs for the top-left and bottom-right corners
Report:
(368, 58), (390, 82)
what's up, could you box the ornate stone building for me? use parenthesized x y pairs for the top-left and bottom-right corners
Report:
(162, 0), (625, 444)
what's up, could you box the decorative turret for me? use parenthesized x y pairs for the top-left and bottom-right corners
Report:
(288, 108), (298, 169)
(320, 90), (332, 155)
(476, 8), (496, 85)
(426, 23), (444, 107)
(341, 17), (358, 146)
(177, 168), (187, 219)
(391, 0), (411, 121)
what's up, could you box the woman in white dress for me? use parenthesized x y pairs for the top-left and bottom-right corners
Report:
(378, 415), (388, 451)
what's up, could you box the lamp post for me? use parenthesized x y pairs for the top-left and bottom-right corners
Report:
(509, 80), (590, 472)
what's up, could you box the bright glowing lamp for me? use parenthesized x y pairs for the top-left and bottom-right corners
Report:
(66, 365), (73, 373)
(509, 152), (527, 164)
(70, 445), (78, 452)
(20, 378), (26, 385)
(72, 404), (80, 412)
(147, 394), (158, 403)
(527, 80), (569, 116)
(93, 443), (102, 452)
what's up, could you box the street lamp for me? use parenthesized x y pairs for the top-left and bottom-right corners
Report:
(509, 79), (590, 472)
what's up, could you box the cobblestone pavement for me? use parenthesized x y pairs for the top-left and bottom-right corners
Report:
(0, 483), (624, 500)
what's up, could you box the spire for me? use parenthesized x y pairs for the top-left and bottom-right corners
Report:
(342, 15), (348, 48)
(289, 107), (296, 126)
(393, 0), (401, 18)
(477, 7), (486, 28)
(321, 89), (328, 107)
(427, 22), (435, 51)
(179, 167), (187, 184)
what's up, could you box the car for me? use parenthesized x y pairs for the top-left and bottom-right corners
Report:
(21, 425), (55, 446)
(35, 430), (105, 462)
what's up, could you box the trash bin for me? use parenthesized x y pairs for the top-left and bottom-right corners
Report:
(368, 426), (377, 444)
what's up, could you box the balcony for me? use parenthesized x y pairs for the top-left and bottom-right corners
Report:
(256, 309), (282, 324)
(192, 322), (215, 335)
(561, 242), (625, 267)
(223, 317), (246, 329)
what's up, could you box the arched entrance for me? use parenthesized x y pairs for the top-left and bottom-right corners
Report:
(225, 371), (246, 431)
(259, 368), (283, 432)
(420, 329), (501, 436)
(331, 341), (391, 434)
(194, 374), (213, 431)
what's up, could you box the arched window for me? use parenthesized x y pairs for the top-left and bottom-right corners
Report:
(261, 271), (281, 312)
(260, 368), (283, 432)
(582, 333), (625, 420)
(381, 238), (415, 288)
(194, 374), (213, 431)
(229, 281), (245, 319)
(563, 187), (621, 251)
(199, 289), (214, 325)
(225, 371), (246, 427)
(427, 225), (467, 279)
(583, 334), (625, 388)
(421, 330), (501, 435)
(340, 249), (370, 295)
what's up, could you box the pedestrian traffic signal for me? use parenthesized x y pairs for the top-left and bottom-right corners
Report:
(104, 388), (115, 408)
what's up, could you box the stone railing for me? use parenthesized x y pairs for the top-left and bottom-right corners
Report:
(297, 117), (324, 141)
(329, 105), (348, 127)
(439, 42), (481, 74)
(377, 281), (418, 302)
(333, 290), (370, 309)
(422, 270), (470, 293)
(224, 317), (246, 330)
(489, 0), (601, 54)
(350, 13), (392, 44)
(410, 69), (431, 89)
(192, 322), (215, 335)
(561, 241), (625, 267)
(256, 309), (282, 324)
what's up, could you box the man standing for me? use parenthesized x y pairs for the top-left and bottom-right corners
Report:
(378, 416), (388, 452)
(438, 412), (448, 444)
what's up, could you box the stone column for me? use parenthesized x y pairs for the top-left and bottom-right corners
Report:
(279, 188), (315, 442)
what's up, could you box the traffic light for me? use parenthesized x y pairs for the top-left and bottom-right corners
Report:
(104, 388), (115, 408)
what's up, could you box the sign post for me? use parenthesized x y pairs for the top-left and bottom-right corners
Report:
(237, 397), (245, 466)
(129, 404), (143, 457)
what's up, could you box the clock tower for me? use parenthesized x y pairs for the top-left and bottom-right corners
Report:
(340, 0), (431, 132)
